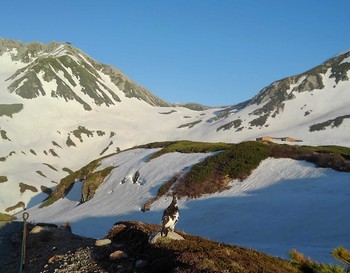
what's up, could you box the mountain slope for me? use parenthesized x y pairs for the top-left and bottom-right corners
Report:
(212, 50), (350, 143)
(0, 38), (171, 109)
(0, 38), (349, 223)
(22, 146), (350, 263)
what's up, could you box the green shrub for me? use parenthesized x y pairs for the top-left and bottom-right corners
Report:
(174, 141), (271, 197)
(146, 140), (232, 161)
(0, 103), (23, 117)
(332, 246), (350, 267)
(81, 166), (114, 202)
(0, 176), (8, 183)
(289, 248), (350, 273)
(0, 212), (17, 222)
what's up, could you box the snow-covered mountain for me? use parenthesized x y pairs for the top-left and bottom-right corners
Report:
(1, 38), (350, 251)
(1, 38), (349, 212)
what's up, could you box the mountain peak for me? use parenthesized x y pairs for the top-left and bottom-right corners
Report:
(247, 48), (350, 119)
(1, 38), (171, 109)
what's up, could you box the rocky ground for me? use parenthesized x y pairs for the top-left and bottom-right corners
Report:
(2, 221), (301, 273)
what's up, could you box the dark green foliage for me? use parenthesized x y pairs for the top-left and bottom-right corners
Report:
(174, 141), (271, 197)
(72, 126), (93, 142)
(0, 176), (8, 183)
(0, 129), (11, 141)
(62, 167), (74, 174)
(5, 201), (25, 212)
(41, 155), (114, 207)
(96, 130), (105, 136)
(176, 103), (209, 111)
(332, 246), (350, 267)
(146, 140), (232, 161)
(81, 166), (114, 202)
(42, 140), (350, 207)
(269, 144), (350, 172)
(290, 248), (350, 273)
(302, 145), (350, 157)
(309, 115), (350, 131)
(137, 141), (175, 149)
(217, 118), (242, 131)
(177, 120), (202, 129)
(49, 149), (59, 157)
(329, 52), (350, 84)
(40, 172), (76, 207)
(100, 141), (113, 156)
(0, 212), (17, 222)
(159, 110), (177, 114)
(40, 185), (53, 195)
(66, 135), (76, 147)
(36, 170), (47, 178)
(221, 141), (271, 179)
(157, 175), (178, 198)
(19, 182), (38, 193)
(249, 114), (269, 127)
(43, 163), (58, 171)
(52, 141), (62, 149)
(8, 69), (46, 98)
(0, 103), (23, 118)
(6, 49), (120, 110)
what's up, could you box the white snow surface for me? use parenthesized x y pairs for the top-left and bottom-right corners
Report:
(24, 151), (350, 263)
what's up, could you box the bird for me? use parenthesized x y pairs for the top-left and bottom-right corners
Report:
(161, 195), (179, 237)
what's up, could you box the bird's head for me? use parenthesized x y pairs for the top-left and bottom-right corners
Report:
(172, 195), (178, 206)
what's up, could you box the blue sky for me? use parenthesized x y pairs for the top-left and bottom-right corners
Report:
(1, 1), (350, 106)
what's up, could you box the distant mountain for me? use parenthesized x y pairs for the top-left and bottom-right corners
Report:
(0, 39), (171, 110)
(249, 49), (350, 118)
(0, 38), (349, 216)
(213, 49), (350, 134)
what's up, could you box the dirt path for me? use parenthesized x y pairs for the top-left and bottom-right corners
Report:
(0, 221), (23, 271)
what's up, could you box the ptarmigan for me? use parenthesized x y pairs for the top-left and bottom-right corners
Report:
(161, 195), (179, 237)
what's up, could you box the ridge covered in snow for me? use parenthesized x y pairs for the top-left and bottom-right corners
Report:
(0, 38), (349, 263)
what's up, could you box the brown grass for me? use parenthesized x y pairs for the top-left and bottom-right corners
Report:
(106, 221), (300, 273)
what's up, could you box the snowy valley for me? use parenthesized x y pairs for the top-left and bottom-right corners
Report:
(1, 38), (350, 263)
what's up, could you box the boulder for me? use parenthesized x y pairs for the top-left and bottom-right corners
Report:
(109, 250), (128, 261)
(148, 231), (185, 244)
(95, 238), (111, 246)
(30, 225), (45, 234)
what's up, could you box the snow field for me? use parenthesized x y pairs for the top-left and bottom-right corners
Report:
(23, 152), (350, 263)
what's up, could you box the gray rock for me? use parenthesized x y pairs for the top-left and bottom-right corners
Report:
(148, 231), (184, 244)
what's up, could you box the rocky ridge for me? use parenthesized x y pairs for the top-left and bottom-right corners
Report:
(0, 38), (171, 110)
(2, 221), (299, 273)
